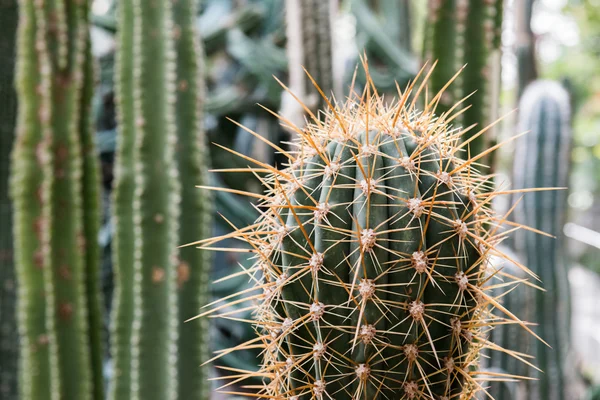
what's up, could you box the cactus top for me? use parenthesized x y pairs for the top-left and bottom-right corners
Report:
(199, 68), (538, 399)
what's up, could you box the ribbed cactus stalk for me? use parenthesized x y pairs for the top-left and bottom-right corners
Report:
(198, 65), (538, 399)
(172, 0), (212, 398)
(284, 0), (338, 121)
(110, 0), (212, 399)
(11, 0), (103, 399)
(424, 0), (503, 170)
(0, 0), (19, 398)
(510, 80), (572, 400)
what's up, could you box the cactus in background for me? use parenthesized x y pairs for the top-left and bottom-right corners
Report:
(198, 64), (539, 399)
(111, 0), (212, 399)
(424, 0), (504, 171)
(11, 0), (103, 398)
(511, 80), (572, 400)
(0, 0), (19, 398)
(109, 0), (136, 397)
(172, 0), (212, 398)
(515, 0), (537, 98)
(284, 0), (338, 122)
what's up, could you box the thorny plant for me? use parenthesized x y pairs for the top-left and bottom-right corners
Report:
(187, 61), (554, 400)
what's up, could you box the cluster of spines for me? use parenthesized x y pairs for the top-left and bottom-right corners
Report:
(11, 1), (103, 399)
(110, 0), (212, 399)
(196, 65), (539, 399)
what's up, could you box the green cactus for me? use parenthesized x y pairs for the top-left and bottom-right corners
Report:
(515, 0), (537, 98)
(111, 0), (212, 399)
(199, 65), (537, 399)
(509, 80), (573, 400)
(284, 0), (337, 119)
(0, 0), (19, 398)
(424, 0), (504, 171)
(11, 0), (103, 399)
(172, 0), (212, 398)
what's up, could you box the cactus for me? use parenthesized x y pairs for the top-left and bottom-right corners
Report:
(424, 0), (504, 171)
(284, 0), (338, 121)
(111, 0), (212, 399)
(0, 0), (19, 398)
(11, 0), (103, 399)
(509, 80), (572, 400)
(515, 0), (537, 98)
(197, 65), (538, 399)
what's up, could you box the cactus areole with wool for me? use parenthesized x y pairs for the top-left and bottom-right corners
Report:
(199, 67), (537, 399)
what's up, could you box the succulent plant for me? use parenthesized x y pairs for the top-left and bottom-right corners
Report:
(197, 65), (538, 399)
(11, 0), (104, 398)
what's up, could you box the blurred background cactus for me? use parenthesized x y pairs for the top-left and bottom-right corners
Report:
(0, 0), (19, 398)
(0, 0), (599, 398)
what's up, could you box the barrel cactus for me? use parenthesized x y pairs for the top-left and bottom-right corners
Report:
(198, 66), (537, 399)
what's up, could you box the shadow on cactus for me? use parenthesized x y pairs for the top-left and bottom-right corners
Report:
(189, 62), (553, 399)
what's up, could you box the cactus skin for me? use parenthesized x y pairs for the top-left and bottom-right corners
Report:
(172, 0), (212, 398)
(199, 66), (536, 399)
(112, 0), (212, 399)
(0, 0), (19, 398)
(511, 81), (572, 400)
(109, 0), (136, 398)
(11, 0), (103, 399)
(128, 0), (180, 398)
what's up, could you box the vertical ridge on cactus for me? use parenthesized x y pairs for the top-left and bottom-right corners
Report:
(11, 0), (103, 399)
(194, 63), (543, 399)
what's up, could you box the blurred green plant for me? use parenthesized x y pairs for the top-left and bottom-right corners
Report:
(0, 0), (19, 398)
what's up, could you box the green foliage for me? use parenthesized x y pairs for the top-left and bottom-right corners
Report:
(11, 1), (103, 399)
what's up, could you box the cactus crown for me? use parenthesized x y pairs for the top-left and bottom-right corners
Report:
(196, 64), (541, 399)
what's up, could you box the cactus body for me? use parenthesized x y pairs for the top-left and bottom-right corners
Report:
(172, 0), (212, 398)
(111, 0), (212, 399)
(0, 0), (19, 398)
(11, 1), (103, 399)
(510, 80), (572, 400)
(202, 67), (535, 399)
(424, 0), (504, 170)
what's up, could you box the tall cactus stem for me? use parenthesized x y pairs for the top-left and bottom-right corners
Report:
(172, 0), (213, 398)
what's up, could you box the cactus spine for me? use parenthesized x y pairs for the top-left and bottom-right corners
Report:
(200, 65), (537, 399)
(0, 0), (19, 398)
(510, 80), (572, 400)
(11, 0), (103, 399)
(111, 0), (212, 399)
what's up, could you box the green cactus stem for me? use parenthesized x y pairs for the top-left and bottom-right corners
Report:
(109, 0), (136, 398)
(198, 65), (537, 399)
(172, 0), (213, 398)
(0, 0), (19, 398)
(511, 80), (572, 400)
(11, 0), (103, 399)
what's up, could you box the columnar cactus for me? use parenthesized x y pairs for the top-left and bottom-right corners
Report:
(110, 0), (212, 399)
(510, 80), (573, 400)
(11, 0), (103, 399)
(424, 0), (504, 169)
(199, 66), (537, 399)
(284, 0), (338, 121)
(0, 0), (19, 398)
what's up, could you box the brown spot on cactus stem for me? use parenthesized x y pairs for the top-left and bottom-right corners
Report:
(177, 262), (190, 288)
(172, 25), (181, 40)
(58, 264), (71, 280)
(37, 334), (49, 346)
(59, 303), (73, 321)
(34, 249), (44, 269)
(154, 213), (164, 224)
(178, 80), (188, 91)
(152, 267), (165, 283)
